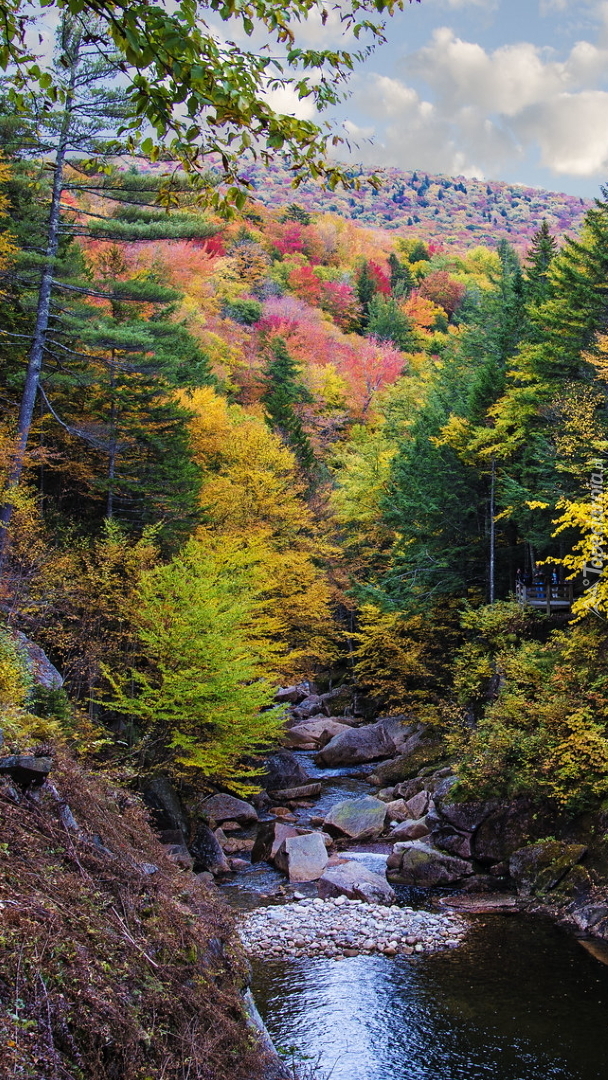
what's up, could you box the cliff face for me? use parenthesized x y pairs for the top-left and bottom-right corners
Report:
(0, 750), (270, 1080)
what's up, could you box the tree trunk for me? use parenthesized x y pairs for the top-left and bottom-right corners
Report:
(0, 25), (80, 566)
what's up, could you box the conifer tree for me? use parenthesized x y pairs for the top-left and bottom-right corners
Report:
(366, 296), (415, 351)
(261, 338), (315, 469)
(388, 252), (414, 298)
(524, 219), (558, 306)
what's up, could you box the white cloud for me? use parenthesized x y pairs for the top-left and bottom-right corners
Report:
(343, 24), (608, 180)
(264, 83), (318, 121)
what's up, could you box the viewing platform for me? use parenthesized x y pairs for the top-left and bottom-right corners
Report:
(515, 581), (573, 614)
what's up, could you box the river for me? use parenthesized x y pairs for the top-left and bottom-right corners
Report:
(222, 752), (608, 1079)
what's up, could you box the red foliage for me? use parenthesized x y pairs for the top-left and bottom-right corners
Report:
(340, 337), (406, 413)
(266, 221), (325, 263)
(319, 281), (361, 331)
(418, 270), (466, 316)
(367, 260), (391, 295)
(288, 264), (324, 307)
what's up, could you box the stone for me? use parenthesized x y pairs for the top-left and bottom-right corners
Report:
(509, 841), (588, 896)
(377, 787), (397, 802)
(202, 793), (258, 825)
(272, 807), (297, 821)
(367, 727), (447, 786)
(275, 685), (310, 705)
(284, 719), (351, 750)
(142, 774), (188, 839)
(190, 823), (230, 874)
(393, 778), (427, 801)
(262, 750), (311, 792)
(229, 858), (250, 871)
(12, 631), (63, 689)
(318, 861), (396, 905)
(164, 843), (194, 870)
(384, 799), (410, 821)
(222, 837), (255, 855)
(432, 828), (472, 860)
(0, 755), (52, 787)
(315, 720), (397, 767)
(387, 841), (473, 887)
(319, 686), (356, 715)
(472, 800), (555, 864)
(252, 821), (299, 863)
(324, 796), (387, 840)
(404, 790), (430, 819)
(388, 818), (430, 841)
(435, 796), (497, 834)
(274, 833), (329, 882)
(268, 783), (322, 801)
(291, 695), (325, 721)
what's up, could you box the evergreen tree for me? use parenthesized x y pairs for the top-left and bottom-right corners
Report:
(524, 220), (558, 306)
(355, 260), (378, 329)
(388, 253), (414, 298)
(261, 338), (315, 469)
(366, 296), (415, 351)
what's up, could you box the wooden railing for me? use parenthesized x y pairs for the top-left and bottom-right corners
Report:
(516, 581), (573, 613)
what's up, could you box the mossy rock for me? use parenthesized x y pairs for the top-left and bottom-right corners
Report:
(369, 738), (447, 787)
(509, 840), (587, 897)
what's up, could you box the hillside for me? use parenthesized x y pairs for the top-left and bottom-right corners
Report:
(239, 161), (591, 249)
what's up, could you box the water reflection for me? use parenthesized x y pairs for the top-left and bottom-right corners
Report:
(252, 915), (608, 1079)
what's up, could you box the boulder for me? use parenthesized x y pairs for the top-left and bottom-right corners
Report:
(274, 833), (329, 882)
(284, 718), (351, 750)
(291, 695), (325, 721)
(319, 685), (356, 715)
(12, 631), (63, 689)
(388, 818), (430, 842)
(0, 755), (52, 787)
(432, 827), (472, 860)
(387, 840), (473, 887)
(393, 778), (427, 801)
(142, 774), (188, 839)
(269, 783), (322, 801)
(164, 843), (193, 870)
(404, 790), (430, 820)
(251, 820), (299, 863)
(435, 797), (497, 834)
(472, 800), (555, 864)
(315, 719), (397, 767)
(318, 861), (396, 905)
(262, 750), (311, 792)
(367, 727), (447, 786)
(275, 685), (311, 705)
(509, 841), (588, 896)
(203, 793), (258, 825)
(375, 715), (415, 752)
(384, 798), (410, 822)
(190, 823), (230, 874)
(323, 796), (387, 840)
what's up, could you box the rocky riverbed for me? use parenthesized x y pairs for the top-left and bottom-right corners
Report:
(238, 896), (468, 960)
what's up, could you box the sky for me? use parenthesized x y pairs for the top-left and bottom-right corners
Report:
(267, 0), (608, 196)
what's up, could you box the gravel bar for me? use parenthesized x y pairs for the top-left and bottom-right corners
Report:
(238, 896), (469, 960)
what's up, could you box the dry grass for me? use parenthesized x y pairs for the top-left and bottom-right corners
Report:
(0, 750), (270, 1080)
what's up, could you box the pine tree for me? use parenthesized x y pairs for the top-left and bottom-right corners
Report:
(261, 338), (315, 470)
(355, 260), (378, 329)
(524, 220), (558, 306)
(366, 296), (415, 351)
(388, 253), (414, 298)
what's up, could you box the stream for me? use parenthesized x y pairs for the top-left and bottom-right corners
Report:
(221, 752), (608, 1080)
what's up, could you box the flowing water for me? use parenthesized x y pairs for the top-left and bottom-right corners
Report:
(223, 752), (608, 1079)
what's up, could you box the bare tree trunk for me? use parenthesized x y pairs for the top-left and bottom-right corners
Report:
(0, 27), (80, 566)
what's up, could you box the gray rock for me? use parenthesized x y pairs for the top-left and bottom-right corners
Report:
(203, 793), (258, 825)
(509, 840), (588, 896)
(291, 695), (325, 721)
(263, 750), (311, 791)
(12, 631), (63, 689)
(383, 798), (410, 821)
(275, 833), (329, 882)
(318, 861), (396, 905)
(0, 755), (52, 787)
(388, 818), (430, 841)
(433, 827), (472, 860)
(472, 800), (555, 864)
(319, 685), (356, 715)
(275, 685), (310, 705)
(164, 843), (194, 870)
(393, 778), (427, 801)
(324, 796), (387, 839)
(269, 783), (322, 801)
(435, 797), (497, 834)
(404, 790), (430, 819)
(315, 720), (397, 767)
(387, 840), (473, 887)
(367, 727), (446, 786)
(190, 823), (230, 874)
(251, 820), (299, 863)
(284, 718), (351, 750)
(142, 774), (188, 839)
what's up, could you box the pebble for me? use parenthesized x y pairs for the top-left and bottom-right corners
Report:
(238, 897), (468, 961)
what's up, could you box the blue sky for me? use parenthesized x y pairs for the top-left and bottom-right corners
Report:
(267, 0), (608, 196)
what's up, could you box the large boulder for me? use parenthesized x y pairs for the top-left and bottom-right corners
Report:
(0, 755), (52, 787)
(275, 685), (311, 705)
(404, 790), (430, 820)
(203, 794), (258, 825)
(12, 631), (63, 690)
(291, 695), (325, 721)
(263, 750), (311, 792)
(435, 797), (497, 834)
(251, 820), (299, 863)
(274, 833), (329, 882)
(367, 727), (447, 786)
(384, 798), (411, 823)
(270, 783), (322, 802)
(190, 823), (230, 874)
(432, 827), (473, 860)
(318, 861), (396, 905)
(319, 685), (356, 716)
(509, 841), (588, 896)
(284, 718), (351, 750)
(388, 818), (430, 842)
(141, 774), (188, 839)
(472, 800), (555, 864)
(323, 796), (387, 840)
(315, 719), (397, 767)
(387, 840), (473, 887)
